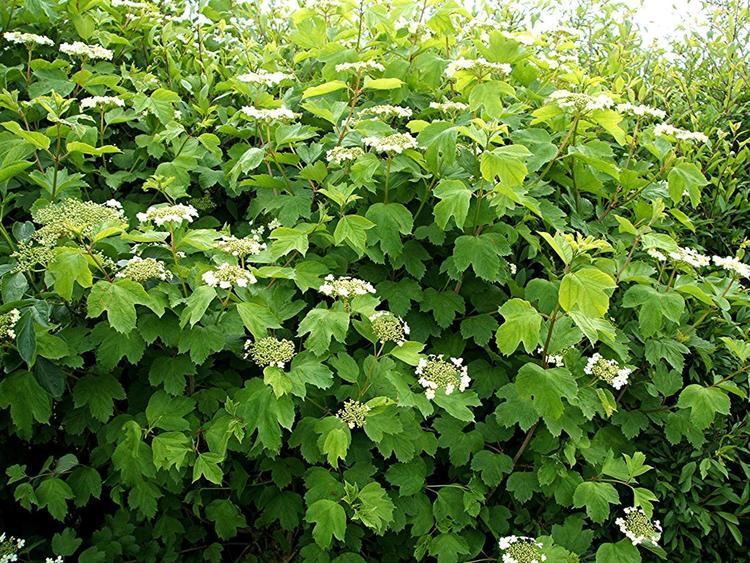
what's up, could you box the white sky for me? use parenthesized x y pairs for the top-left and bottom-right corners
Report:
(629, 0), (706, 43)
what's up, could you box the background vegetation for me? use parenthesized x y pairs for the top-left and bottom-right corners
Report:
(0, 0), (748, 562)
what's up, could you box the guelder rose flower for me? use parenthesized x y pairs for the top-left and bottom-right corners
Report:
(244, 337), (295, 368)
(60, 41), (113, 60)
(547, 90), (614, 112)
(363, 133), (418, 154)
(202, 263), (257, 289)
(318, 275), (376, 299)
(584, 353), (632, 390)
(80, 96), (125, 110)
(616, 102), (666, 120)
(416, 354), (470, 400)
(654, 123), (708, 143)
(335, 61), (384, 73)
(616, 507), (662, 546)
(237, 69), (293, 87)
(240, 105), (299, 123)
(445, 57), (511, 78)
(336, 399), (370, 429)
(0, 309), (21, 341)
(369, 311), (410, 346)
(326, 146), (364, 165)
(498, 535), (547, 563)
(3, 32), (54, 46)
(137, 204), (198, 226)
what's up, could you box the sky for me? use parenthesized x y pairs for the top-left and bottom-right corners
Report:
(628, 0), (706, 43)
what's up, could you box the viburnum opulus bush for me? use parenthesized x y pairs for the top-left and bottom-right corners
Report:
(0, 1), (748, 562)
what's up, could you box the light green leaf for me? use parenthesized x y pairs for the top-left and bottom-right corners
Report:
(495, 298), (542, 354)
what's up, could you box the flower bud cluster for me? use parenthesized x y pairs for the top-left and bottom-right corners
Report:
(616, 507), (662, 546)
(547, 90), (614, 112)
(363, 133), (418, 154)
(337, 399), (370, 429)
(584, 353), (632, 390)
(361, 105), (413, 120)
(0, 532), (25, 563)
(241, 106), (299, 123)
(137, 204), (199, 226)
(326, 146), (364, 165)
(498, 536), (546, 563)
(416, 355), (470, 400)
(216, 234), (266, 258)
(429, 101), (469, 113)
(244, 337), (295, 368)
(32, 199), (126, 243)
(370, 311), (409, 345)
(0, 309), (21, 342)
(116, 257), (172, 283)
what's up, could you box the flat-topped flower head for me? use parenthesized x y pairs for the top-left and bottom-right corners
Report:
(547, 90), (614, 112)
(647, 248), (667, 262)
(137, 204), (198, 226)
(363, 133), (418, 154)
(3, 31), (54, 47)
(616, 507), (662, 546)
(336, 399), (370, 429)
(584, 353), (632, 390)
(319, 275), (376, 299)
(244, 336), (295, 368)
(445, 57), (511, 79)
(360, 105), (413, 120)
(32, 199), (126, 243)
(216, 234), (266, 258)
(237, 69), (293, 87)
(429, 100), (469, 113)
(616, 102), (666, 120)
(498, 536), (546, 563)
(416, 354), (470, 400)
(60, 41), (113, 60)
(654, 123), (708, 144)
(668, 246), (710, 268)
(115, 257), (172, 283)
(335, 61), (384, 74)
(370, 311), (409, 346)
(0, 532), (25, 563)
(202, 263), (257, 289)
(326, 146), (364, 165)
(240, 105), (300, 123)
(80, 96), (125, 111)
(713, 255), (750, 279)
(0, 309), (21, 342)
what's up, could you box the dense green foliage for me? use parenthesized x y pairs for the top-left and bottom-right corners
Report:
(0, 1), (748, 562)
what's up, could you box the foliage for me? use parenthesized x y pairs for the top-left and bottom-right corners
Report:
(0, 0), (748, 562)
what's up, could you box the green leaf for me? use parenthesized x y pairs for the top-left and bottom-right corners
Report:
(334, 214), (375, 256)
(236, 301), (282, 339)
(433, 179), (471, 230)
(622, 285), (684, 337)
(0, 160), (33, 183)
(515, 363), (578, 420)
(297, 307), (350, 356)
(193, 452), (224, 485)
(363, 77), (403, 90)
(480, 144), (531, 187)
(66, 141), (121, 156)
(235, 378), (295, 453)
(179, 285), (216, 328)
(302, 80), (348, 98)
(0, 372), (51, 437)
(452, 234), (505, 280)
(1, 120), (51, 149)
(677, 384), (731, 429)
(573, 481), (620, 523)
(316, 416), (351, 467)
(72, 374), (126, 422)
(228, 147), (265, 184)
(495, 298), (542, 354)
(595, 540), (641, 563)
(471, 450), (513, 486)
(87, 280), (159, 334)
(345, 482), (395, 533)
(365, 203), (413, 257)
(35, 478), (74, 521)
(388, 340), (425, 366)
(305, 499), (347, 549)
(668, 162), (707, 206)
(206, 499), (247, 540)
(47, 249), (93, 300)
(559, 268), (616, 317)
(433, 390), (481, 422)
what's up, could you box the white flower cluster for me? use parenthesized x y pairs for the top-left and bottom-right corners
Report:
(429, 101), (469, 112)
(111, 0), (149, 7)
(326, 146), (364, 165)
(654, 124), (708, 144)
(445, 57), (511, 78)
(237, 69), (292, 87)
(361, 104), (413, 119)
(137, 204), (199, 226)
(363, 133), (418, 154)
(616, 103), (666, 120)
(416, 355), (470, 400)
(60, 41), (113, 60)
(0, 309), (21, 341)
(616, 507), (662, 546)
(319, 275), (376, 299)
(668, 246), (711, 268)
(0, 533), (25, 563)
(536, 346), (563, 367)
(370, 311), (410, 346)
(394, 18), (432, 39)
(202, 263), (257, 289)
(335, 61), (384, 74)
(244, 336), (295, 368)
(80, 96), (125, 110)
(45, 558), (63, 563)
(646, 248), (667, 262)
(584, 353), (632, 390)
(216, 232), (267, 258)
(712, 255), (750, 279)
(3, 31), (54, 46)
(337, 399), (371, 429)
(498, 536), (547, 563)
(241, 105), (300, 123)
(547, 90), (614, 112)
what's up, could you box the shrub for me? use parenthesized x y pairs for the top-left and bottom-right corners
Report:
(0, 1), (747, 562)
